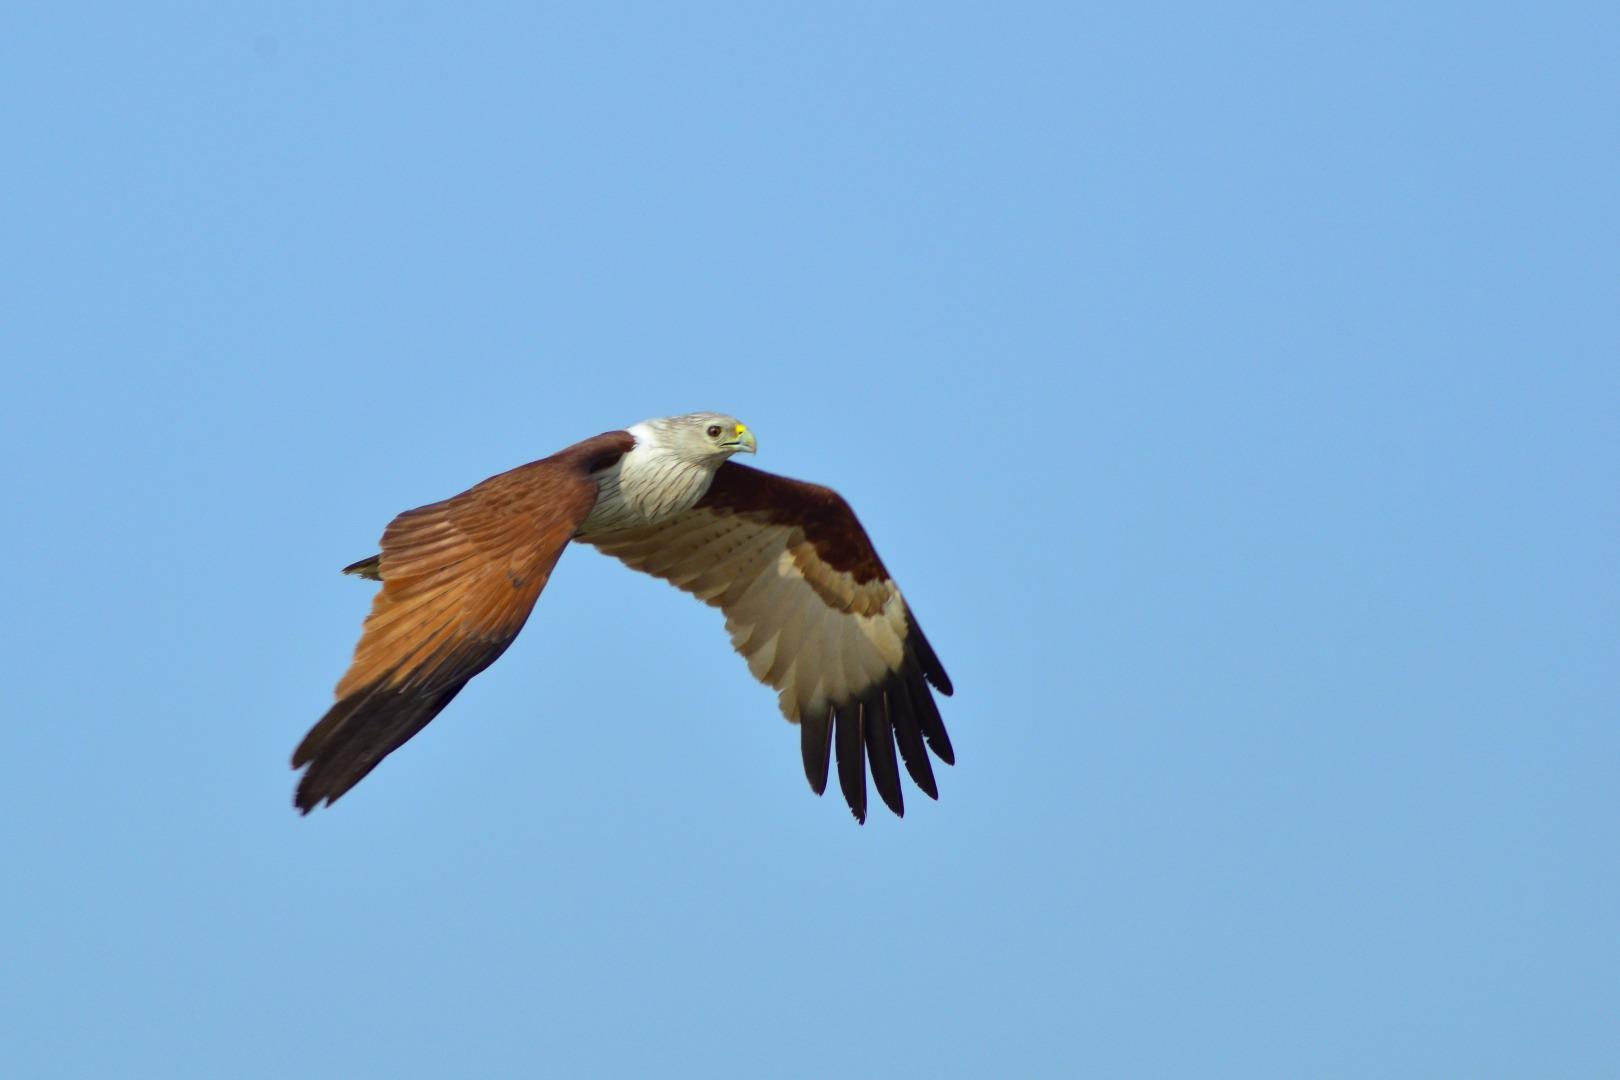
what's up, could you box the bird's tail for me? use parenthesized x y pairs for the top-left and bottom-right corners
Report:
(342, 554), (382, 580)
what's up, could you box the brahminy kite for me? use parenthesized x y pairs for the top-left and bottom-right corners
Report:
(292, 413), (955, 822)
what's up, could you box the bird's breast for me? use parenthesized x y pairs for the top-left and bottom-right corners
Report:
(577, 453), (715, 536)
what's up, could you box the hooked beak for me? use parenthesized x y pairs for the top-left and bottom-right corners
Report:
(725, 423), (757, 454)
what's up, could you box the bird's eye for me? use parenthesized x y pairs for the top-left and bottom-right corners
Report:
(706, 425), (722, 438)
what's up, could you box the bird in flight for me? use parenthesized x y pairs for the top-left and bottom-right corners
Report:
(292, 413), (955, 822)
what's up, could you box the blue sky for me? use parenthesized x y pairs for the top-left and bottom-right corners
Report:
(2, 3), (1615, 1076)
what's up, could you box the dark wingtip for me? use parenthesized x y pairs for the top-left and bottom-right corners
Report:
(887, 671), (939, 801)
(904, 609), (953, 696)
(920, 729), (955, 767)
(865, 697), (905, 818)
(833, 703), (868, 824)
(292, 765), (356, 816)
(289, 680), (467, 816)
(292, 766), (333, 815)
(801, 707), (833, 796)
(290, 735), (316, 770)
(292, 775), (319, 815)
(796, 612), (954, 821)
(907, 664), (955, 767)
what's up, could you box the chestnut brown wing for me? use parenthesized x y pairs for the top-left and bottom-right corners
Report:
(292, 433), (632, 812)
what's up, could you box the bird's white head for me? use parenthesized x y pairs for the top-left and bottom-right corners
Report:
(603, 412), (758, 525)
(632, 412), (758, 463)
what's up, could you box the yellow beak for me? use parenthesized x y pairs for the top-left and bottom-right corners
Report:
(728, 423), (757, 453)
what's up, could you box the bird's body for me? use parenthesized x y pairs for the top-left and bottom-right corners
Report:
(293, 413), (954, 822)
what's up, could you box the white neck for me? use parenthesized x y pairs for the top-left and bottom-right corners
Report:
(579, 422), (718, 534)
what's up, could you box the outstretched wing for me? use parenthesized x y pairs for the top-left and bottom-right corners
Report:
(579, 461), (954, 822)
(292, 432), (634, 812)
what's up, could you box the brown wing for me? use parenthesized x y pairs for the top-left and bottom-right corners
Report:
(579, 461), (954, 823)
(292, 431), (634, 813)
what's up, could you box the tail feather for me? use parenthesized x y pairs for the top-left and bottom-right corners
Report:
(343, 554), (382, 580)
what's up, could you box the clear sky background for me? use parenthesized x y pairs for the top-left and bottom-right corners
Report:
(2, 4), (1615, 1077)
